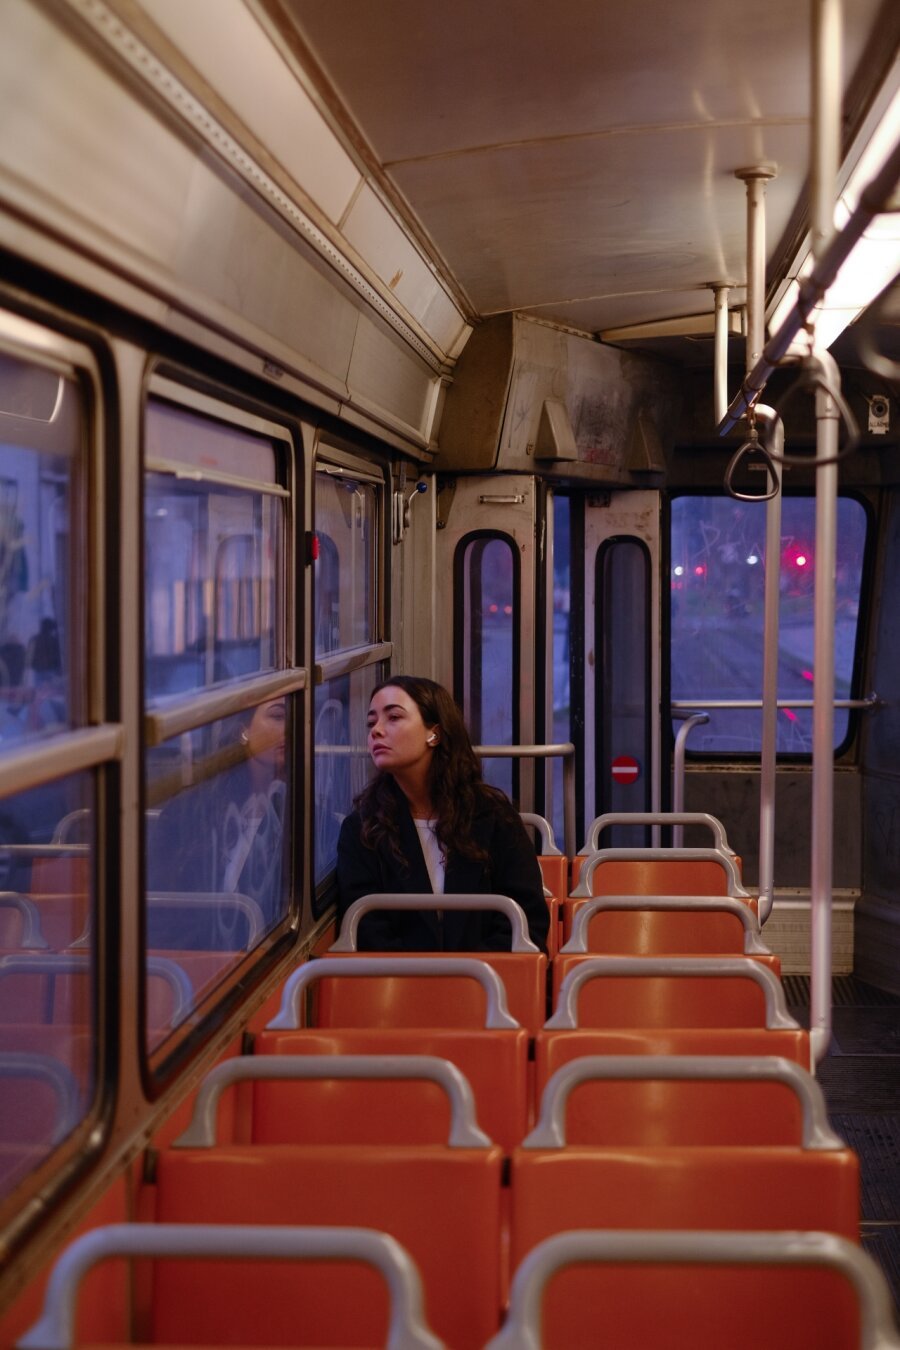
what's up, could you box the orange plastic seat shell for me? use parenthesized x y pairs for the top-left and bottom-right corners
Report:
(530, 1261), (863, 1350)
(509, 1145), (860, 1264)
(535, 1026), (812, 1098)
(570, 855), (736, 896)
(317, 949), (548, 1034)
(551, 953), (780, 1026)
(561, 900), (755, 953)
(255, 1025), (531, 1150)
(153, 1144), (504, 1350)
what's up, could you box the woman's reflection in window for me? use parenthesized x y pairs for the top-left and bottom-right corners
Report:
(150, 699), (288, 949)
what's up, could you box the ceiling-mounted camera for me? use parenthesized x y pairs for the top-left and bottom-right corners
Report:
(867, 395), (890, 435)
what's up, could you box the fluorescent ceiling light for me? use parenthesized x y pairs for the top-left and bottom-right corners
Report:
(768, 85), (900, 351)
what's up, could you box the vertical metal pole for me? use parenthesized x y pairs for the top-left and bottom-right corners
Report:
(811, 368), (840, 1063)
(563, 748), (576, 861)
(672, 713), (710, 846)
(713, 285), (731, 426)
(808, 0), (843, 1066)
(756, 408), (783, 925)
(735, 167), (777, 370)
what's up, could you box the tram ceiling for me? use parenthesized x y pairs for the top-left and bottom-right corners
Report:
(270, 0), (893, 346)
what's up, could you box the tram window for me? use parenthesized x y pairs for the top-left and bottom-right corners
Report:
(314, 468), (377, 655)
(0, 347), (98, 1204)
(145, 399), (283, 700)
(454, 533), (519, 799)
(549, 496), (571, 842)
(0, 357), (83, 737)
(670, 494), (868, 752)
(313, 669), (379, 893)
(0, 772), (96, 1202)
(144, 698), (291, 1055)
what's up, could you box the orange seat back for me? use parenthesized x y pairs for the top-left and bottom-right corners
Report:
(154, 1145), (504, 1349)
(551, 953), (778, 1025)
(255, 1026), (530, 1151)
(518, 1255), (864, 1350)
(571, 856), (732, 895)
(317, 950), (547, 1033)
(535, 1027), (812, 1098)
(562, 900), (751, 953)
(509, 1146), (859, 1271)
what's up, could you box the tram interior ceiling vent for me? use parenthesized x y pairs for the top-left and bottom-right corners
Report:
(535, 399), (578, 461)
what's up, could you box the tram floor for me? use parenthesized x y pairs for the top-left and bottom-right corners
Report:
(784, 975), (900, 1315)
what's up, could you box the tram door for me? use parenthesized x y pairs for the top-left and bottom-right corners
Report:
(434, 475), (538, 810)
(579, 489), (661, 846)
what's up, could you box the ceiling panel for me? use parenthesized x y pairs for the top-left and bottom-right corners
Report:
(275, 0), (891, 332)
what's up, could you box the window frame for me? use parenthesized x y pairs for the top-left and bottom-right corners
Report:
(140, 375), (302, 1087)
(311, 441), (389, 902)
(666, 488), (874, 762)
(452, 528), (522, 800)
(0, 307), (120, 1229)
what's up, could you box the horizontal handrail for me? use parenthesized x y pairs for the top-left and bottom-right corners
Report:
(173, 1053), (493, 1149)
(560, 895), (770, 956)
(545, 955), (799, 1031)
(475, 742), (576, 858)
(486, 1230), (900, 1350)
(671, 694), (880, 711)
(268, 955), (520, 1031)
(17, 1222), (443, 1350)
(332, 893), (539, 954)
(523, 1053), (842, 1150)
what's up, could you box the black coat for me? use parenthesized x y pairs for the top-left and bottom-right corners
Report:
(336, 788), (549, 953)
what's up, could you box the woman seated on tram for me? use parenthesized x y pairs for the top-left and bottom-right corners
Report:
(337, 675), (549, 952)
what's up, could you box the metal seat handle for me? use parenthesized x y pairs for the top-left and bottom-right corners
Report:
(485, 1230), (900, 1350)
(173, 1052), (493, 1149)
(17, 1223), (443, 1350)
(268, 954), (520, 1030)
(561, 894), (769, 955)
(523, 1052), (842, 1150)
(331, 892), (539, 953)
(545, 955), (799, 1031)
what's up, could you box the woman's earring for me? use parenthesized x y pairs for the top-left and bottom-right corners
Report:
(240, 729), (250, 745)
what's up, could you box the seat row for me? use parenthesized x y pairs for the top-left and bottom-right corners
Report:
(12, 814), (900, 1346)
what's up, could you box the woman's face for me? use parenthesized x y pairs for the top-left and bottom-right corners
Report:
(246, 699), (286, 778)
(366, 685), (438, 777)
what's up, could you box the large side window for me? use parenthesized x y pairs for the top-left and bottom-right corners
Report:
(0, 329), (110, 1211)
(454, 532), (519, 798)
(313, 453), (385, 893)
(143, 387), (300, 1065)
(670, 494), (869, 752)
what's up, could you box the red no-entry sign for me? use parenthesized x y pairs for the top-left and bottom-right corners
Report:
(611, 754), (640, 785)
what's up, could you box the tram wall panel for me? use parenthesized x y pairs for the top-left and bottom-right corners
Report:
(684, 767), (859, 975)
(858, 489), (900, 992)
(0, 0), (445, 458)
(434, 314), (682, 483)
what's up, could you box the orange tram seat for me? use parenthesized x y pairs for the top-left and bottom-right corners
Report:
(327, 892), (548, 1033)
(569, 844), (751, 908)
(485, 1230), (899, 1350)
(144, 1055), (503, 1350)
(257, 956), (530, 1150)
(560, 892), (771, 957)
(16, 1222), (444, 1350)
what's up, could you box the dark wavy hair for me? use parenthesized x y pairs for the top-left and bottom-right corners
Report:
(354, 675), (515, 869)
